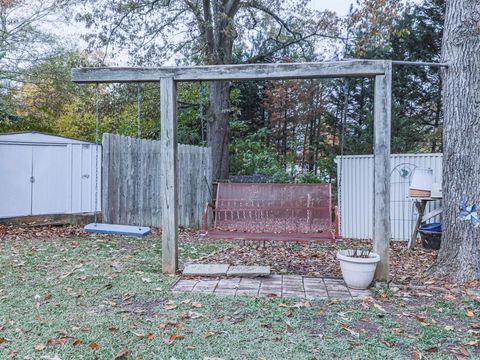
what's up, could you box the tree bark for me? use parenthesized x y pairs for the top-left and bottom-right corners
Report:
(431, 0), (480, 281)
(207, 80), (231, 180)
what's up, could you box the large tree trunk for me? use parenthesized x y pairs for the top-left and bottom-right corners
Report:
(207, 80), (230, 180)
(432, 0), (480, 281)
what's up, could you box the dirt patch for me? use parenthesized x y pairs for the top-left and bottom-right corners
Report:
(192, 239), (440, 284)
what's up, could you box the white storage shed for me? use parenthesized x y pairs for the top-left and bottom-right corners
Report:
(0, 132), (101, 219)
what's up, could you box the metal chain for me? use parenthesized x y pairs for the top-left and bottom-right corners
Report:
(338, 79), (349, 235)
(94, 83), (100, 225)
(137, 84), (141, 139)
(136, 84), (142, 230)
(199, 82), (205, 143)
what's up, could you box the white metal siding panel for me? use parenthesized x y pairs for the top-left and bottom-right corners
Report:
(31, 145), (69, 215)
(0, 144), (33, 217)
(70, 144), (83, 214)
(337, 153), (442, 240)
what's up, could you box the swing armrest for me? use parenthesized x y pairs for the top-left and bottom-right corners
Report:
(201, 202), (215, 236)
(334, 206), (341, 239)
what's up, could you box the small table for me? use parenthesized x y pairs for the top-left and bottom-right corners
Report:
(408, 197), (442, 249)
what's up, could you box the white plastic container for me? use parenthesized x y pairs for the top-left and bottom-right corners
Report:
(410, 168), (433, 191)
(337, 250), (380, 289)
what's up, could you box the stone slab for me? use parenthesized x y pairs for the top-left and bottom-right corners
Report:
(183, 263), (230, 276)
(227, 265), (270, 277)
(172, 275), (372, 300)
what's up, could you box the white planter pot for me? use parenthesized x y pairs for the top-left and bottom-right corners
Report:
(336, 250), (380, 290)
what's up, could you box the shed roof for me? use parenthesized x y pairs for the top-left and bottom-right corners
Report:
(0, 132), (94, 145)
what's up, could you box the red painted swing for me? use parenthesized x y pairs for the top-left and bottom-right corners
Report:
(200, 182), (340, 242)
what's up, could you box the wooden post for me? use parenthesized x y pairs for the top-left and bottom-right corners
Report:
(160, 77), (178, 274)
(373, 61), (392, 281)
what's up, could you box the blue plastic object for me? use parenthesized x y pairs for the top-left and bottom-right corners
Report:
(419, 222), (442, 233)
(84, 223), (151, 236)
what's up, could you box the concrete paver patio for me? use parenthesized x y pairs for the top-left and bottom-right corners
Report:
(172, 275), (371, 300)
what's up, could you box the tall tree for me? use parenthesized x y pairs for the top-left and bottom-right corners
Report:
(432, 0), (480, 281)
(0, 0), (69, 81)
(0, 0), (71, 123)
(77, 0), (339, 180)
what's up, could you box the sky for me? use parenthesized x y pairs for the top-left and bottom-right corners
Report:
(48, 0), (421, 66)
(310, 0), (355, 16)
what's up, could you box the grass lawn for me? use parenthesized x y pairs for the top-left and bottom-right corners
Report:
(0, 234), (479, 359)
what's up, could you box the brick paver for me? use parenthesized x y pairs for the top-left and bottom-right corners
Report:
(172, 275), (372, 300)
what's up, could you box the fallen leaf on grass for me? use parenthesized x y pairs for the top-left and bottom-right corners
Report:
(0, 337), (10, 343)
(466, 309), (475, 318)
(373, 303), (386, 313)
(34, 315), (41, 321)
(341, 324), (359, 338)
(34, 344), (46, 351)
(203, 331), (215, 338)
(163, 334), (184, 345)
(182, 311), (205, 319)
(115, 347), (131, 359)
(72, 339), (81, 347)
(467, 339), (480, 346)
(284, 309), (293, 317)
(191, 301), (203, 308)
(109, 326), (119, 332)
(89, 341), (100, 350)
(292, 300), (311, 308)
(163, 300), (177, 310)
(415, 315), (427, 323)
(412, 349), (422, 360)
(47, 337), (72, 346)
(159, 320), (180, 329)
(425, 347), (438, 353)
(141, 277), (151, 283)
(135, 333), (155, 340)
(317, 308), (325, 316)
(8, 349), (17, 359)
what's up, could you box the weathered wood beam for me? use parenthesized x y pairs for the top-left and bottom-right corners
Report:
(373, 61), (392, 281)
(71, 60), (387, 83)
(160, 77), (178, 274)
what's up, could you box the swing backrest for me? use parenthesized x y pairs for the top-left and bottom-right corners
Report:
(213, 183), (333, 234)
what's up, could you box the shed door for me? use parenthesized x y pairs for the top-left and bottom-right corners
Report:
(31, 145), (69, 215)
(0, 144), (33, 218)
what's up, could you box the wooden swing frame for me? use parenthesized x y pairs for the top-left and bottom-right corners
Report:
(71, 60), (392, 280)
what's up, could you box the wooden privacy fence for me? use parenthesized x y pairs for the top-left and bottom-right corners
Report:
(102, 133), (212, 228)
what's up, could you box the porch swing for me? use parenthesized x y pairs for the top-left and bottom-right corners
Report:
(200, 80), (350, 243)
(84, 84), (151, 236)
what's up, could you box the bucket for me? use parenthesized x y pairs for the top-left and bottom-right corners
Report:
(419, 222), (442, 250)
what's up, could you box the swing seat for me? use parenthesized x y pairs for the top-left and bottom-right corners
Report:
(84, 223), (151, 236)
(201, 183), (340, 242)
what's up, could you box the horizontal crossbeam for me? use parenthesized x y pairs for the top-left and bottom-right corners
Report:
(71, 60), (389, 83)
